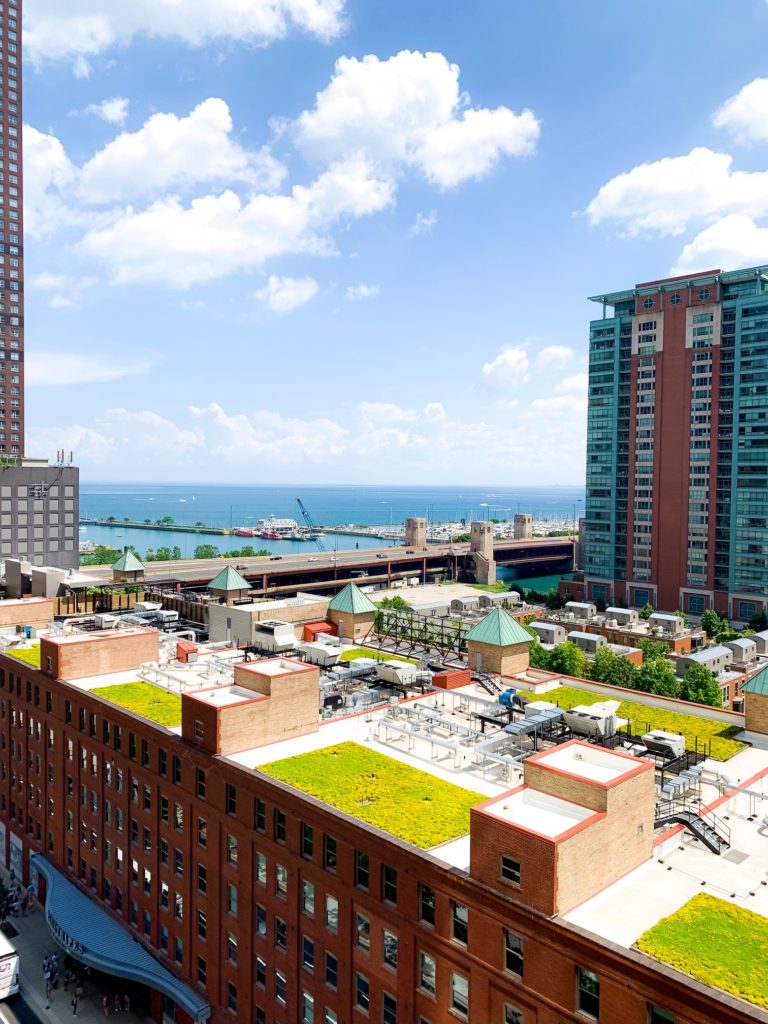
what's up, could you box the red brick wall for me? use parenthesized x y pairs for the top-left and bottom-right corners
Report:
(40, 629), (160, 680)
(431, 669), (471, 690)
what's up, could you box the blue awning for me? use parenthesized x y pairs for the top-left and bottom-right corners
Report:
(31, 855), (210, 1023)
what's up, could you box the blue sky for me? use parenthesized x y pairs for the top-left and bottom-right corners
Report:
(21, 0), (768, 483)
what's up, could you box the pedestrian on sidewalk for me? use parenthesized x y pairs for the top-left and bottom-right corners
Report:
(102, 994), (110, 1016)
(123, 993), (130, 1013)
(71, 992), (79, 1016)
(45, 978), (52, 1009)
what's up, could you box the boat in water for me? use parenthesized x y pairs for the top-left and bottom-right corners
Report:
(256, 515), (300, 540)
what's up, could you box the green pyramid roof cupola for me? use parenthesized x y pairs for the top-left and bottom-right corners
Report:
(328, 583), (376, 615)
(209, 566), (250, 592)
(111, 549), (145, 573)
(465, 606), (532, 647)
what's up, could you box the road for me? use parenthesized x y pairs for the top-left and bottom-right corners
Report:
(0, 996), (44, 1024)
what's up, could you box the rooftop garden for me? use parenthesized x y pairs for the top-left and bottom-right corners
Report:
(91, 682), (182, 727)
(261, 741), (482, 848)
(6, 646), (41, 668)
(339, 647), (418, 665)
(637, 894), (768, 1010)
(543, 684), (746, 761)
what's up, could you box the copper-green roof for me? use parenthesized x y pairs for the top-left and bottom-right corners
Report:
(328, 583), (376, 615)
(209, 566), (249, 592)
(465, 606), (532, 647)
(111, 550), (145, 573)
(744, 664), (768, 696)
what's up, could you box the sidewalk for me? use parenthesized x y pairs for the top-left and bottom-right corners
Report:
(2, 888), (145, 1024)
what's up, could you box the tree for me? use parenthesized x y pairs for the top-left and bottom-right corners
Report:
(379, 596), (411, 610)
(548, 641), (588, 679)
(749, 609), (768, 632)
(194, 544), (219, 560)
(527, 636), (550, 670)
(589, 646), (621, 684)
(80, 544), (121, 566)
(680, 662), (723, 707)
(637, 658), (680, 698)
(636, 637), (670, 662)
(161, 516), (174, 525)
(144, 519), (152, 525)
(700, 608), (725, 638)
(639, 603), (653, 620)
(545, 589), (566, 611)
(194, 521), (206, 528)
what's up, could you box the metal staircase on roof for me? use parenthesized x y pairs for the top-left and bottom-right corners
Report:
(655, 805), (731, 855)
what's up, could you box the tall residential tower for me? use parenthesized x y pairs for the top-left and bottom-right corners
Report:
(581, 266), (768, 622)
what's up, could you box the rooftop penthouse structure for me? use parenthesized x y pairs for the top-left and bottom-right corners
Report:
(1, 609), (768, 1023)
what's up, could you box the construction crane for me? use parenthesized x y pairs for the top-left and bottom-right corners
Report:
(296, 497), (326, 551)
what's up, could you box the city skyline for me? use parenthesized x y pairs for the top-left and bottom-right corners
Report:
(21, 0), (768, 483)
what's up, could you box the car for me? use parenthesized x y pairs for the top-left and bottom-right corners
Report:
(269, 555), (283, 561)
(308, 556), (318, 562)
(405, 549), (415, 554)
(376, 553), (388, 559)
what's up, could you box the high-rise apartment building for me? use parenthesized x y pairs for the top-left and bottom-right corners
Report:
(0, 0), (80, 571)
(581, 265), (768, 621)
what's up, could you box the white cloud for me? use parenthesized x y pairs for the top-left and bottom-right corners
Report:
(25, 1), (347, 65)
(713, 78), (768, 145)
(23, 125), (81, 239)
(346, 283), (379, 300)
(482, 345), (529, 383)
(256, 274), (319, 313)
(294, 50), (539, 187)
(78, 98), (285, 203)
(422, 401), (446, 420)
(189, 402), (349, 461)
(529, 394), (588, 415)
(357, 402), (417, 424)
(554, 372), (588, 394)
(73, 56), (92, 79)
(671, 214), (768, 275)
(584, 147), (768, 237)
(497, 398), (520, 410)
(29, 273), (96, 309)
(536, 344), (573, 365)
(27, 423), (116, 463)
(86, 97), (129, 125)
(409, 210), (438, 236)
(104, 408), (204, 454)
(26, 352), (153, 387)
(80, 156), (394, 287)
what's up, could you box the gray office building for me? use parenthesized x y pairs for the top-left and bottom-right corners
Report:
(0, 458), (79, 569)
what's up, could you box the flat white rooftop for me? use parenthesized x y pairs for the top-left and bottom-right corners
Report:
(239, 658), (311, 677)
(47, 626), (154, 645)
(482, 787), (596, 838)
(532, 743), (643, 785)
(187, 684), (262, 708)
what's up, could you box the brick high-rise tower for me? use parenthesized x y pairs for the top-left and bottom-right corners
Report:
(582, 266), (768, 623)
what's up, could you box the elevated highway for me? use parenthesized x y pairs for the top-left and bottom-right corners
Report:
(84, 537), (574, 595)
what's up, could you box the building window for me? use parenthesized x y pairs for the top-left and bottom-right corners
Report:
(325, 894), (339, 932)
(256, 955), (266, 987)
(323, 834), (337, 871)
(383, 993), (397, 1024)
(197, 817), (207, 847)
(419, 951), (436, 995)
(355, 973), (370, 1013)
(227, 834), (237, 866)
(739, 601), (757, 621)
(504, 1006), (524, 1024)
(688, 595), (705, 615)
(500, 856), (521, 886)
(227, 932), (237, 965)
(302, 880), (315, 916)
(227, 883), (237, 915)
(633, 588), (649, 607)
(325, 951), (338, 988)
(256, 853), (267, 885)
(256, 904), (267, 936)
(276, 864), (288, 898)
(577, 968), (600, 1020)
(450, 972), (469, 1018)
(225, 783), (236, 816)
(275, 972), (286, 1006)
(419, 883), (436, 925)
(381, 864), (397, 904)
(504, 930), (524, 976)
(197, 865), (207, 894)
(324, 1011), (337, 1024)
(648, 1008), (674, 1024)
(275, 917), (287, 950)
(197, 957), (206, 986)
(174, 937), (183, 964)
(172, 756), (182, 785)
(300, 822), (313, 858)
(254, 798), (266, 831)
(301, 992), (314, 1024)
(197, 911), (206, 939)
(355, 850), (369, 889)
(383, 929), (398, 969)
(195, 768), (206, 798)
(302, 935), (314, 971)
(451, 901), (468, 945)
(274, 809), (286, 843)
(226, 982), (236, 1013)
(356, 912), (370, 952)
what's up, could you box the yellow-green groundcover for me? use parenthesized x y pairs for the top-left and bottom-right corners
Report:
(7, 646), (41, 668)
(637, 894), (768, 1010)
(91, 682), (182, 727)
(261, 741), (482, 848)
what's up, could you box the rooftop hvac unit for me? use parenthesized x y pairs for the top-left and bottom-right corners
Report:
(562, 700), (624, 738)
(566, 612), (575, 620)
(641, 731), (685, 759)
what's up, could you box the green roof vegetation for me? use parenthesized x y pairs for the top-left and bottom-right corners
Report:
(545, 685), (746, 761)
(208, 565), (250, 592)
(91, 682), (182, 727)
(743, 663), (768, 696)
(339, 647), (418, 665)
(111, 549), (145, 573)
(328, 583), (377, 615)
(468, 581), (511, 593)
(465, 606), (531, 647)
(637, 894), (768, 1010)
(7, 646), (40, 668)
(261, 741), (482, 848)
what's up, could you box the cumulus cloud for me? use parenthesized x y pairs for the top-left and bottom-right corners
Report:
(189, 402), (349, 461)
(25, 0), (347, 66)
(584, 147), (768, 237)
(345, 283), (379, 300)
(554, 372), (588, 394)
(293, 51), (540, 187)
(713, 78), (768, 145)
(24, 125), (82, 239)
(26, 352), (153, 387)
(536, 344), (573, 365)
(482, 346), (529, 383)
(409, 210), (438, 236)
(256, 274), (319, 313)
(28, 272), (96, 309)
(357, 402), (417, 424)
(86, 97), (129, 125)
(529, 394), (588, 415)
(671, 214), (768, 275)
(78, 98), (285, 203)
